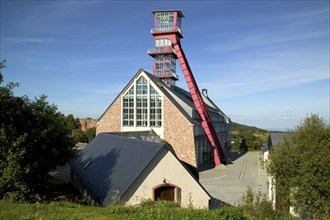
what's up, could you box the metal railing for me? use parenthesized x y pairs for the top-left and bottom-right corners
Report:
(150, 27), (184, 36)
(155, 70), (179, 80)
(147, 46), (175, 54)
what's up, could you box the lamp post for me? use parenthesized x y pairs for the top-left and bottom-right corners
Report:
(71, 123), (80, 137)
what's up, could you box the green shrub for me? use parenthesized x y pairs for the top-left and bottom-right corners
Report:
(212, 206), (249, 220)
(238, 187), (297, 220)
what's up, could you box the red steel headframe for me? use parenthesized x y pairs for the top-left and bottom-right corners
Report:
(150, 11), (226, 165)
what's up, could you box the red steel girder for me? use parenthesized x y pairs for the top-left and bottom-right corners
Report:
(172, 40), (226, 165)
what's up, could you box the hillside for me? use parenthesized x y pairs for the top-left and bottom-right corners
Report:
(232, 122), (268, 133)
(231, 122), (269, 151)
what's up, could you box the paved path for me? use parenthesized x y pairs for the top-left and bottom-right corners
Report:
(199, 151), (268, 206)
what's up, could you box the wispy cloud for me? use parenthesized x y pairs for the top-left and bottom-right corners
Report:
(208, 30), (328, 53)
(2, 1), (328, 129)
(197, 68), (328, 100)
(73, 84), (126, 96)
(5, 37), (56, 44)
(67, 56), (137, 67)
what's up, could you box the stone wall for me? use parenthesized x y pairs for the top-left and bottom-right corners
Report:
(163, 97), (197, 167)
(95, 91), (197, 167)
(96, 98), (121, 134)
(79, 118), (96, 132)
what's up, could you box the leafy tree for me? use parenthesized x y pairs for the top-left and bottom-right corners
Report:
(65, 114), (82, 143)
(85, 127), (96, 143)
(65, 114), (81, 132)
(268, 114), (330, 218)
(72, 129), (88, 143)
(0, 60), (75, 201)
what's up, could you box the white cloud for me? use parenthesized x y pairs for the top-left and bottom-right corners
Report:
(5, 37), (56, 44)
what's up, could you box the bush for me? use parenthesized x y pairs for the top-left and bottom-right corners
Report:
(268, 114), (330, 218)
(238, 186), (296, 220)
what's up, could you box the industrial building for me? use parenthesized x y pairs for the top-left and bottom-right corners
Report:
(71, 132), (213, 208)
(71, 10), (231, 208)
(96, 69), (231, 168)
(96, 10), (231, 169)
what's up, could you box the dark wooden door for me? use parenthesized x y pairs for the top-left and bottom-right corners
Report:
(155, 185), (175, 201)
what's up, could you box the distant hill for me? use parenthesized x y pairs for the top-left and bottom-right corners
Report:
(232, 122), (268, 133)
(231, 122), (269, 151)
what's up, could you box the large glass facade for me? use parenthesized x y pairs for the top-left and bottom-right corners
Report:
(122, 76), (162, 128)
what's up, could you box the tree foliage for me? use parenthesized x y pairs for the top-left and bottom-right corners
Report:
(0, 60), (75, 201)
(231, 122), (268, 151)
(268, 114), (330, 218)
(64, 114), (81, 132)
(85, 127), (96, 143)
(64, 115), (96, 143)
(238, 187), (296, 220)
(72, 129), (88, 143)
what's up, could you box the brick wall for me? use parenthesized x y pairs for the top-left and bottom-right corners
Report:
(163, 97), (197, 167)
(96, 91), (197, 167)
(96, 98), (121, 135)
(79, 118), (96, 132)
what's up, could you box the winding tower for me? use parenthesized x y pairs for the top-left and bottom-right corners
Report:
(148, 10), (227, 165)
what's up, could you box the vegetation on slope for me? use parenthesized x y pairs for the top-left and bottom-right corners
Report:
(231, 122), (268, 133)
(231, 122), (269, 152)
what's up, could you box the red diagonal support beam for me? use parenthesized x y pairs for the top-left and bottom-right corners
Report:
(172, 40), (226, 165)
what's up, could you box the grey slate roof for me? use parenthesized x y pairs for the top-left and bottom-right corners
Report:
(70, 133), (165, 206)
(201, 89), (231, 123)
(268, 132), (287, 151)
(108, 130), (164, 143)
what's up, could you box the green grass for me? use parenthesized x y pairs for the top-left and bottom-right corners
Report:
(0, 200), (249, 220)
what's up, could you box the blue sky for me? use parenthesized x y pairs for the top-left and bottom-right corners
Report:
(1, 1), (329, 130)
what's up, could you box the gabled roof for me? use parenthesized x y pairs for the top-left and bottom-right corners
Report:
(70, 133), (165, 206)
(98, 69), (227, 125)
(201, 89), (231, 123)
(108, 130), (164, 143)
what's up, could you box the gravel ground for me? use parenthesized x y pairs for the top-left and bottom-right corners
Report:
(200, 151), (268, 206)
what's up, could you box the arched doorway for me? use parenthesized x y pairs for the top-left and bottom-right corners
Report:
(153, 184), (180, 202)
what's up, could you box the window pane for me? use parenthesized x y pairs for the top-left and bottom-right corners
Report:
(129, 87), (134, 94)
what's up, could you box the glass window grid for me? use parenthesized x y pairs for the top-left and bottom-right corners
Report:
(123, 76), (162, 128)
(136, 76), (148, 127)
(123, 86), (135, 126)
(155, 54), (176, 77)
(150, 89), (162, 127)
(156, 12), (175, 32)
